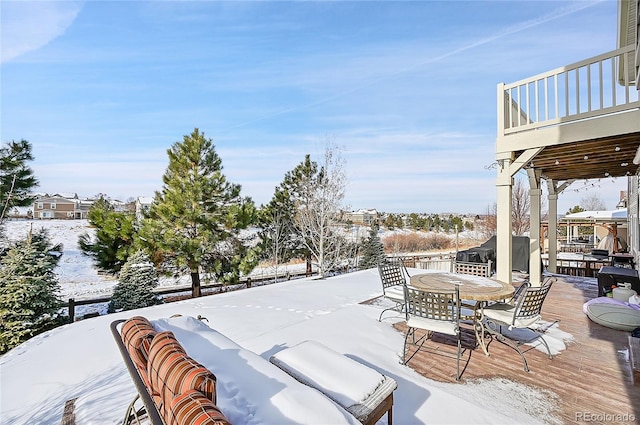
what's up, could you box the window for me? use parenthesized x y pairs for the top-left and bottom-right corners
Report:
(50, 203), (56, 209)
(37, 202), (43, 209)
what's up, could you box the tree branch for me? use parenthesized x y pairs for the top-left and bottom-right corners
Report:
(0, 175), (17, 225)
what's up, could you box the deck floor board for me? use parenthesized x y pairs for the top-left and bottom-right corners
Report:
(392, 275), (640, 424)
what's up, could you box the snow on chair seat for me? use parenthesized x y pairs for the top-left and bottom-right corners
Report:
(269, 340), (397, 425)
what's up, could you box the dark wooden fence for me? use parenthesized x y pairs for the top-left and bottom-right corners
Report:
(62, 270), (310, 323)
(62, 254), (459, 322)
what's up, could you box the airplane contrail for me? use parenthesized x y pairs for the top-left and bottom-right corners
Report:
(223, 0), (605, 132)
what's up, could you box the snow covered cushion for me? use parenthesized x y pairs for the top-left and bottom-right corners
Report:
(483, 302), (542, 328)
(270, 340), (385, 409)
(268, 340), (397, 425)
(583, 297), (640, 331)
(153, 316), (360, 425)
(384, 285), (405, 302)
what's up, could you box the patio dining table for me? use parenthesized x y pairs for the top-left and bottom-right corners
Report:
(409, 272), (515, 355)
(410, 272), (514, 301)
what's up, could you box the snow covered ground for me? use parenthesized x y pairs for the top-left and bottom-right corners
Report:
(0, 266), (569, 425)
(0, 219), (572, 424)
(3, 219), (115, 298)
(2, 219), (465, 300)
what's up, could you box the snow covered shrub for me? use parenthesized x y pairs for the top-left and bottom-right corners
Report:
(108, 251), (162, 313)
(359, 223), (386, 270)
(0, 230), (65, 354)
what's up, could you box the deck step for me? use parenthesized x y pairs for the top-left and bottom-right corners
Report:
(629, 336), (640, 386)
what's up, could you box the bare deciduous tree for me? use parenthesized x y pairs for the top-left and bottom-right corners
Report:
(294, 146), (348, 278)
(481, 202), (497, 239)
(580, 193), (607, 211)
(259, 200), (295, 282)
(512, 177), (530, 236)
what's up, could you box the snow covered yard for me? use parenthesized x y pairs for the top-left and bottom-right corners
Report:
(1, 219), (568, 424)
(0, 267), (563, 425)
(3, 219), (116, 298)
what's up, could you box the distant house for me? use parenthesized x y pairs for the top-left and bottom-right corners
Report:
(32, 195), (97, 219)
(73, 199), (94, 219)
(135, 196), (154, 221)
(109, 199), (127, 212)
(345, 209), (378, 225)
(33, 196), (77, 219)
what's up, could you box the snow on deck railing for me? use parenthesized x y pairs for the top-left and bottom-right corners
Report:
(498, 45), (639, 136)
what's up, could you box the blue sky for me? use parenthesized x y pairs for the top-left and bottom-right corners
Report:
(0, 0), (629, 214)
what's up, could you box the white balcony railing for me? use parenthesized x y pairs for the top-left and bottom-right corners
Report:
(499, 45), (640, 136)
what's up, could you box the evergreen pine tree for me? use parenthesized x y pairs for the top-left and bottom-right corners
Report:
(108, 251), (161, 313)
(0, 231), (63, 354)
(359, 222), (386, 270)
(78, 196), (137, 274)
(0, 139), (39, 224)
(140, 128), (258, 297)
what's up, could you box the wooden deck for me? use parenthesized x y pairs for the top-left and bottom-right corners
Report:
(393, 275), (639, 424)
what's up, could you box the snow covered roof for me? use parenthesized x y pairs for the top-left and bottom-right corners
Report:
(563, 209), (628, 222)
(136, 196), (154, 205)
(33, 196), (76, 204)
(51, 192), (78, 199)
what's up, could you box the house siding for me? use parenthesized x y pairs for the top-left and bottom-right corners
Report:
(33, 197), (79, 220)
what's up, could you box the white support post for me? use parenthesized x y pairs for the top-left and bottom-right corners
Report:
(547, 193), (558, 273)
(496, 157), (513, 285)
(547, 179), (573, 274)
(495, 148), (543, 285)
(528, 169), (542, 286)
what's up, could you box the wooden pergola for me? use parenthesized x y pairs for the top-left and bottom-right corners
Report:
(495, 25), (640, 285)
(519, 134), (639, 181)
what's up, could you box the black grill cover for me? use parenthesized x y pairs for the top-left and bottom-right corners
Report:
(480, 236), (530, 272)
(467, 247), (495, 264)
(455, 250), (481, 263)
